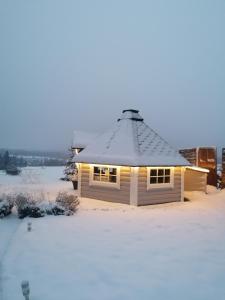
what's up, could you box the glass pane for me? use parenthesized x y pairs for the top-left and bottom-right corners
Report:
(101, 168), (108, 175)
(165, 169), (170, 176)
(101, 175), (108, 182)
(109, 175), (117, 183)
(150, 169), (157, 176)
(158, 177), (164, 183)
(158, 169), (164, 176)
(109, 168), (117, 175)
(165, 176), (170, 183)
(150, 177), (157, 184)
(94, 166), (100, 174)
(93, 174), (100, 181)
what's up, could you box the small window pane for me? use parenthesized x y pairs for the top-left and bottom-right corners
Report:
(101, 168), (108, 175)
(158, 169), (164, 176)
(165, 169), (170, 176)
(109, 175), (117, 183)
(94, 167), (100, 174)
(165, 176), (170, 183)
(101, 175), (108, 182)
(93, 174), (100, 181)
(150, 177), (157, 184)
(150, 169), (157, 176)
(109, 168), (117, 175)
(158, 177), (164, 183)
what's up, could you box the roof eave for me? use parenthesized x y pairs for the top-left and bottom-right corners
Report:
(74, 159), (191, 168)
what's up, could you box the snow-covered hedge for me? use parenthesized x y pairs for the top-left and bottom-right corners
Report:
(45, 202), (66, 216)
(41, 192), (79, 216)
(55, 192), (79, 215)
(0, 194), (14, 218)
(14, 193), (45, 219)
(1, 191), (79, 219)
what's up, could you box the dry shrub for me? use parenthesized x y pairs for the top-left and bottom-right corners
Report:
(55, 192), (79, 215)
(14, 192), (45, 219)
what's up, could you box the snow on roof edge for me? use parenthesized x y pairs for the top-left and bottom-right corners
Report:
(186, 166), (210, 173)
(73, 154), (191, 167)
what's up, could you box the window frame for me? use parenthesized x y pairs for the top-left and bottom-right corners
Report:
(147, 167), (174, 190)
(89, 164), (120, 189)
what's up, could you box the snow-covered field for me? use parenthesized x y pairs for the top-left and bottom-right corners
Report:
(1, 167), (225, 300)
(0, 166), (73, 198)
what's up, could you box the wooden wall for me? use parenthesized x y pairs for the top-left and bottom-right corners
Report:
(184, 169), (207, 192)
(137, 167), (182, 206)
(80, 164), (131, 204)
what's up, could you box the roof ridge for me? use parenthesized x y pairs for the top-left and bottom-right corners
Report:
(131, 120), (141, 156)
(103, 122), (121, 154)
(141, 122), (178, 156)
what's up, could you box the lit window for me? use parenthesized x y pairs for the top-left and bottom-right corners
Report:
(90, 165), (120, 188)
(147, 167), (174, 189)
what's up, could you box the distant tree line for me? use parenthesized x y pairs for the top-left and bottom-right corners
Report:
(0, 149), (68, 170)
(29, 158), (66, 167)
(0, 150), (27, 170)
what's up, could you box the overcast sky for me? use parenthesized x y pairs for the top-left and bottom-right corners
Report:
(0, 0), (224, 152)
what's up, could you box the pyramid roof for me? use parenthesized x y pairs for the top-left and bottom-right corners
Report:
(73, 109), (190, 167)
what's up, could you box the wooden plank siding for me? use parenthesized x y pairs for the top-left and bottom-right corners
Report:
(137, 167), (182, 206)
(80, 164), (131, 204)
(184, 169), (207, 192)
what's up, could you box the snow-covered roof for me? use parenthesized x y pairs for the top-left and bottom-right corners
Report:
(72, 130), (98, 149)
(186, 166), (209, 173)
(73, 109), (191, 167)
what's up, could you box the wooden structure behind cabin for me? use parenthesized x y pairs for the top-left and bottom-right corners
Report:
(222, 148), (225, 189)
(179, 147), (217, 186)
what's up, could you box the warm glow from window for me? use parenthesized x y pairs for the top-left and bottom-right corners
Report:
(93, 166), (117, 183)
(89, 165), (120, 188)
(147, 167), (174, 189)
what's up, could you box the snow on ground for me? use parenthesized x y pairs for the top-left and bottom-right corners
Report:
(1, 167), (225, 300)
(0, 213), (21, 298)
(0, 166), (73, 200)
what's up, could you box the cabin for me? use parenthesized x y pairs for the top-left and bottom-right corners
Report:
(179, 147), (217, 186)
(73, 109), (208, 206)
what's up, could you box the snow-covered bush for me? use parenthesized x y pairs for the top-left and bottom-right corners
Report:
(44, 202), (66, 216)
(0, 194), (14, 218)
(55, 192), (79, 215)
(14, 193), (45, 219)
(1, 191), (79, 218)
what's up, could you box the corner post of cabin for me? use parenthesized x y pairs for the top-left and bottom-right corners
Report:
(181, 166), (185, 202)
(77, 163), (82, 198)
(130, 166), (139, 206)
